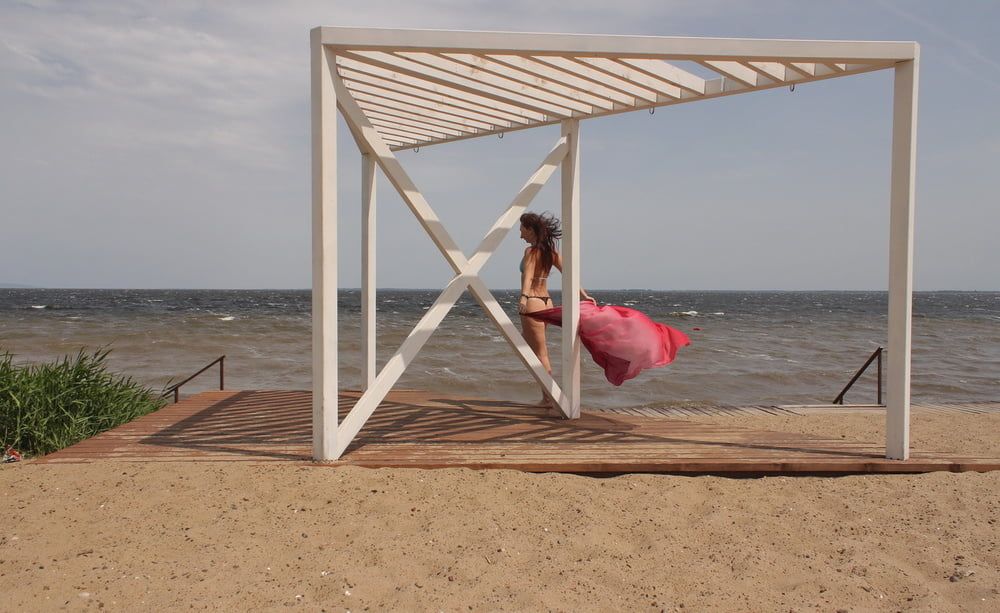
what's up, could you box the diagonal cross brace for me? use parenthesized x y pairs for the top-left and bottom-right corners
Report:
(332, 67), (571, 456)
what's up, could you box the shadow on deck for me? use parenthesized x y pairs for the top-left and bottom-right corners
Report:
(32, 390), (1000, 475)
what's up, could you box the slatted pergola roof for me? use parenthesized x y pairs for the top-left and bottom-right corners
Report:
(318, 27), (917, 150)
(310, 27), (920, 463)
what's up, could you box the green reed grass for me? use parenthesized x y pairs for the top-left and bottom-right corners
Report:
(0, 348), (166, 457)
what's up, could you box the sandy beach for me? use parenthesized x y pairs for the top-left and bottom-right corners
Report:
(3, 410), (999, 611)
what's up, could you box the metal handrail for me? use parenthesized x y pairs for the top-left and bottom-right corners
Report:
(833, 347), (883, 405)
(162, 355), (225, 403)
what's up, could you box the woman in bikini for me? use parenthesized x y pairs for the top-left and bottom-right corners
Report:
(517, 212), (594, 408)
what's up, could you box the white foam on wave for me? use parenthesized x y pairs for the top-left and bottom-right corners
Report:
(31, 305), (47, 309)
(219, 316), (235, 321)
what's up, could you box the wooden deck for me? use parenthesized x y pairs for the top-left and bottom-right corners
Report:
(33, 390), (1000, 475)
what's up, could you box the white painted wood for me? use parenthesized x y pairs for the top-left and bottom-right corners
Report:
(331, 75), (574, 452)
(338, 59), (533, 124)
(369, 118), (449, 141)
(377, 62), (891, 152)
(408, 52), (594, 114)
(319, 27), (918, 62)
(340, 71), (524, 126)
(886, 56), (919, 460)
(487, 54), (634, 107)
(343, 50), (555, 120)
(535, 56), (658, 102)
(561, 119), (582, 419)
(348, 85), (511, 129)
(310, 33), (339, 461)
(578, 57), (683, 99)
(363, 108), (469, 137)
(332, 136), (573, 453)
(786, 62), (816, 77)
(616, 58), (706, 95)
(742, 60), (789, 82)
(357, 98), (489, 133)
(361, 153), (376, 390)
(449, 53), (618, 111)
(700, 60), (768, 87)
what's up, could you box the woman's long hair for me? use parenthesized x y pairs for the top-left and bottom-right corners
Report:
(520, 212), (562, 273)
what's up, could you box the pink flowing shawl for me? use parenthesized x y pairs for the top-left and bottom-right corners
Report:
(526, 302), (690, 386)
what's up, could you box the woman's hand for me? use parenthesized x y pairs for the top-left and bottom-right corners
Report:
(580, 290), (597, 305)
(517, 296), (528, 315)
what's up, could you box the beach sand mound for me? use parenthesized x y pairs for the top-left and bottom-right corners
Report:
(2, 412), (998, 611)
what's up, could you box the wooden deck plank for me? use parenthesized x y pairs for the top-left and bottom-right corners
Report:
(30, 390), (1000, 475)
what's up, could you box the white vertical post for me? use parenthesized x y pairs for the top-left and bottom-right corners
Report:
(311, 30), (339, 460)
(361, 153), (377, 390)
(561, 119), (581, 419)
(886, 54), (919, 460)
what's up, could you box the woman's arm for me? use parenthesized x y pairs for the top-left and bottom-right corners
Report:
(552, 250), (596, 304)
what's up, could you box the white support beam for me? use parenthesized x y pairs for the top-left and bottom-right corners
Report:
(319, 27), (919, 63)
(331, 137), (571, 455)
(561, 119), (582, 419)
(361, 153), (377, 390)
(886, 55), (919, 460)
(330, 70), (573, 456)
(310, 34), (339, 460)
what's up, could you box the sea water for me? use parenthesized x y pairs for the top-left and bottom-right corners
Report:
(1, 289), (997, 408)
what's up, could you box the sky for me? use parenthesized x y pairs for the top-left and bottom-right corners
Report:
(1, 0), (998, 291)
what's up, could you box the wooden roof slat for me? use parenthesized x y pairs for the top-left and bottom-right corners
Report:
(700, 60), (773, 87)
(577, 57), (683, 100)
(359, 104), (480, 136)
(616, 58), (707, 95)
(534, 55), (660, 103)
(347, 50), (566, 120)
(339, 53), (547, 123)
(485, 54), (635, 106)
(342, 76), (524, 129)
(316, 28), (912, 150)
(446, 52), (619, 111)
(368, 117), (453, 140)
(411, 52), (597, 114)
(348, 87), (512, 131)
(338, 60), (533, 124)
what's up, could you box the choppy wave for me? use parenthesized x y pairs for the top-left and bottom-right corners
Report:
(1, 288), (998, 408)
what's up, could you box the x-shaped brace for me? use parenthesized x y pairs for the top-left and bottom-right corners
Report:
(332, 68), (572, 457)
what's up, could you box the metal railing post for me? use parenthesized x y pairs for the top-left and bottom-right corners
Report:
(833, 347), (885, 405)
(163, 355), (227, 404)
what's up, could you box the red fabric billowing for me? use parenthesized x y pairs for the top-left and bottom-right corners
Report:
(526, 302), (690, 386)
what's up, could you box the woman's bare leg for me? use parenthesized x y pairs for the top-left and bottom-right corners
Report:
(520, 306), (559, 414)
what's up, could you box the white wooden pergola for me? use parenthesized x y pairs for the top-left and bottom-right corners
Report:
(310, 27), (919, 461)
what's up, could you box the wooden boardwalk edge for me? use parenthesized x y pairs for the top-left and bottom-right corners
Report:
(29, 390), (1000, 475)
